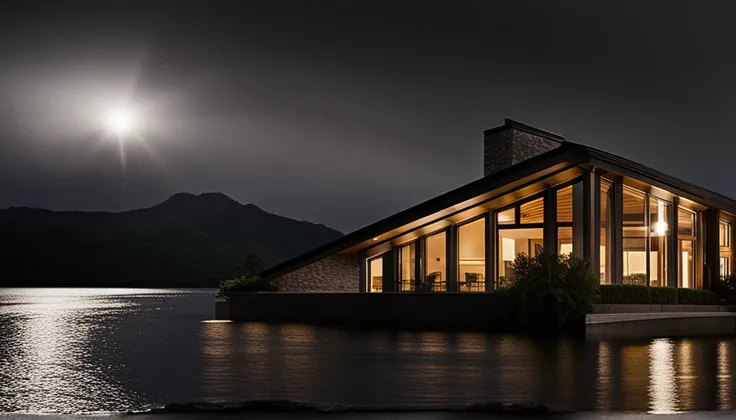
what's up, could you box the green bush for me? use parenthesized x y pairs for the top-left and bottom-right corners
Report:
(677, 288), (721, 305)
(599, 284), (722, 305)
(217, 275), (276, 299)
(713, 274), (736, 304)
(650, 287), (678, 304)
(599, 284), (650, 304)
(507, 252), (599, 329)
(622, 273), (648, 286)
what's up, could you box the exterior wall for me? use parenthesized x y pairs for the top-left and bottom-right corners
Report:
(227, 292), (516, 327)
(484, 128), (561, 177)
(270, 254), (359, 292)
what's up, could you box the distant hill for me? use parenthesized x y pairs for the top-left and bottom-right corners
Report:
(0, 193), (343, 287)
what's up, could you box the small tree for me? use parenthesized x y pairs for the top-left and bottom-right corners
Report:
(508, 252), (599, 330)
(239, 251), (267, 277)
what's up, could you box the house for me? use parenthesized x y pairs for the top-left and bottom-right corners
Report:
(260, 119), (736, 293)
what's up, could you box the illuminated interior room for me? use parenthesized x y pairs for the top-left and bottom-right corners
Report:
(261, 119), (736, 293)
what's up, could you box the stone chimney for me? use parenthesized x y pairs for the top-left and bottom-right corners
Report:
(484, 119), (565, 177)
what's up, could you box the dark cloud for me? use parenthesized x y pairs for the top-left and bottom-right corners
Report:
(1, 0), (736, 232)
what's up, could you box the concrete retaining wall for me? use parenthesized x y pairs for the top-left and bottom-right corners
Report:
(214, 300), (230, 320)
(226, 292), (514, 328)
(586, 312), (736, 340)
(592, 304), (736, 314)
(219, 294), (736, 338)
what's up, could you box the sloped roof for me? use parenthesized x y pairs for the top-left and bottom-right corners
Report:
(261, 140), (736, 280)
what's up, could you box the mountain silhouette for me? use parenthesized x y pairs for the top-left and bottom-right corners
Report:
(0, 193), (343, 287)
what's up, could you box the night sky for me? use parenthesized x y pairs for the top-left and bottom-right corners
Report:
(2, 0), (735, 233)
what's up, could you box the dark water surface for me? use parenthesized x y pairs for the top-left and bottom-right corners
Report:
(1, 288), (736, 414)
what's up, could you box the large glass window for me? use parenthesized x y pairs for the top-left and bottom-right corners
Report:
(678, 209), (695, 236)
(520, 197), (544, 224)
(622, 187), (647, 285)
(649, 197), (670, 287)
(558, 227), (573, 255)
(720, 219), (731, 248)
(496, 196), (545, 288)
(557, 186), (573, 223)
(721, 257), (730, 278)
(457, 218), (486, 292)
(680, 240), (695, 288)
(368, 257), (383, 293)
(555, 183), (575, 255)
(600, 178), (613, 285)
(497, 208), (515, 225)
(398, 243), (416, 292)
(720, 219), (732, 278)
(678, 207), (696, 288)
(498, 227), (544, 287)
(422, 231), (446, 292)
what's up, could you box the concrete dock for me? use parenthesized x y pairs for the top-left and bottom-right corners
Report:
(585, 312), (736, 340)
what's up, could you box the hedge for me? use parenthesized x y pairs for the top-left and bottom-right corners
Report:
(218, 275), (276, 299)
(649, 287), (678, 304)
(677, 288), (721, 305)
(599, 285), (722, 305)
(599, 285), (650, 304)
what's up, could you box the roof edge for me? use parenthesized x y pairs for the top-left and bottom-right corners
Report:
(260, 143), (590, 280)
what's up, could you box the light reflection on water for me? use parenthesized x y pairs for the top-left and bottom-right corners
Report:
(2, 288), (736, 414)
(198, 322), (736, 413)
(0, 288), (215, 414)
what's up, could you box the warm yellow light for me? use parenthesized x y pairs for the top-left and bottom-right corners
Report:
(105, 108), (136, 137)
(653, 201), (668, 236)
(372, 237), (378, 241)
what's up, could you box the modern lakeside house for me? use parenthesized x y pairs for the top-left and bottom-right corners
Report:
(260, 119), (736, 295)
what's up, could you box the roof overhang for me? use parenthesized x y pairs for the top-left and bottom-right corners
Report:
(261, 140), (736, 281)
(260, 143), (590, 280)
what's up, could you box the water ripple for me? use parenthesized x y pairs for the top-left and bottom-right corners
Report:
(2, 288), (736, 414)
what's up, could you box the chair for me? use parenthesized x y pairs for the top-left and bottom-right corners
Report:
(424, 272), (441, 292)
(465, 272), (484, 291)
(371, 276), (383, 292)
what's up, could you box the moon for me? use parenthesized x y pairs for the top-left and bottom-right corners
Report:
(105, 108), (136, 137)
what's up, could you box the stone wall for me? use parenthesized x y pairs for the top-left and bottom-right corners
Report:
(270, 254), (359, 292)
(484, 126), (562, 177)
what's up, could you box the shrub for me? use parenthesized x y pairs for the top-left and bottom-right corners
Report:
(218, 275), (276, 299)
(497, 276), (513, 289)
(650, 287), (678, 304)
(599, 284), (650, 304)
(622, 273), (648, 286)
(599, 284), (722, 305)
(677, 288), (721, 305)
(713, 274), (736, 304)
(507, 252), (599, 329)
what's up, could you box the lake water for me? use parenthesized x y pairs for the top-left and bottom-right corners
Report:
(1, 288), (736, 415)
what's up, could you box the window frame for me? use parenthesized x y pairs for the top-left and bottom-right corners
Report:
(719, 218), (733, 279)
(367, 254), (387, 293)
(421, 228), (449, 292)
(396, 241), (418, 292)
(495, 191), (546, 231)
(720, 219), (731, 249)
(552, 179), (578, 253)
(456, 213), (488, 293)
(677, 206), (697, 288)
